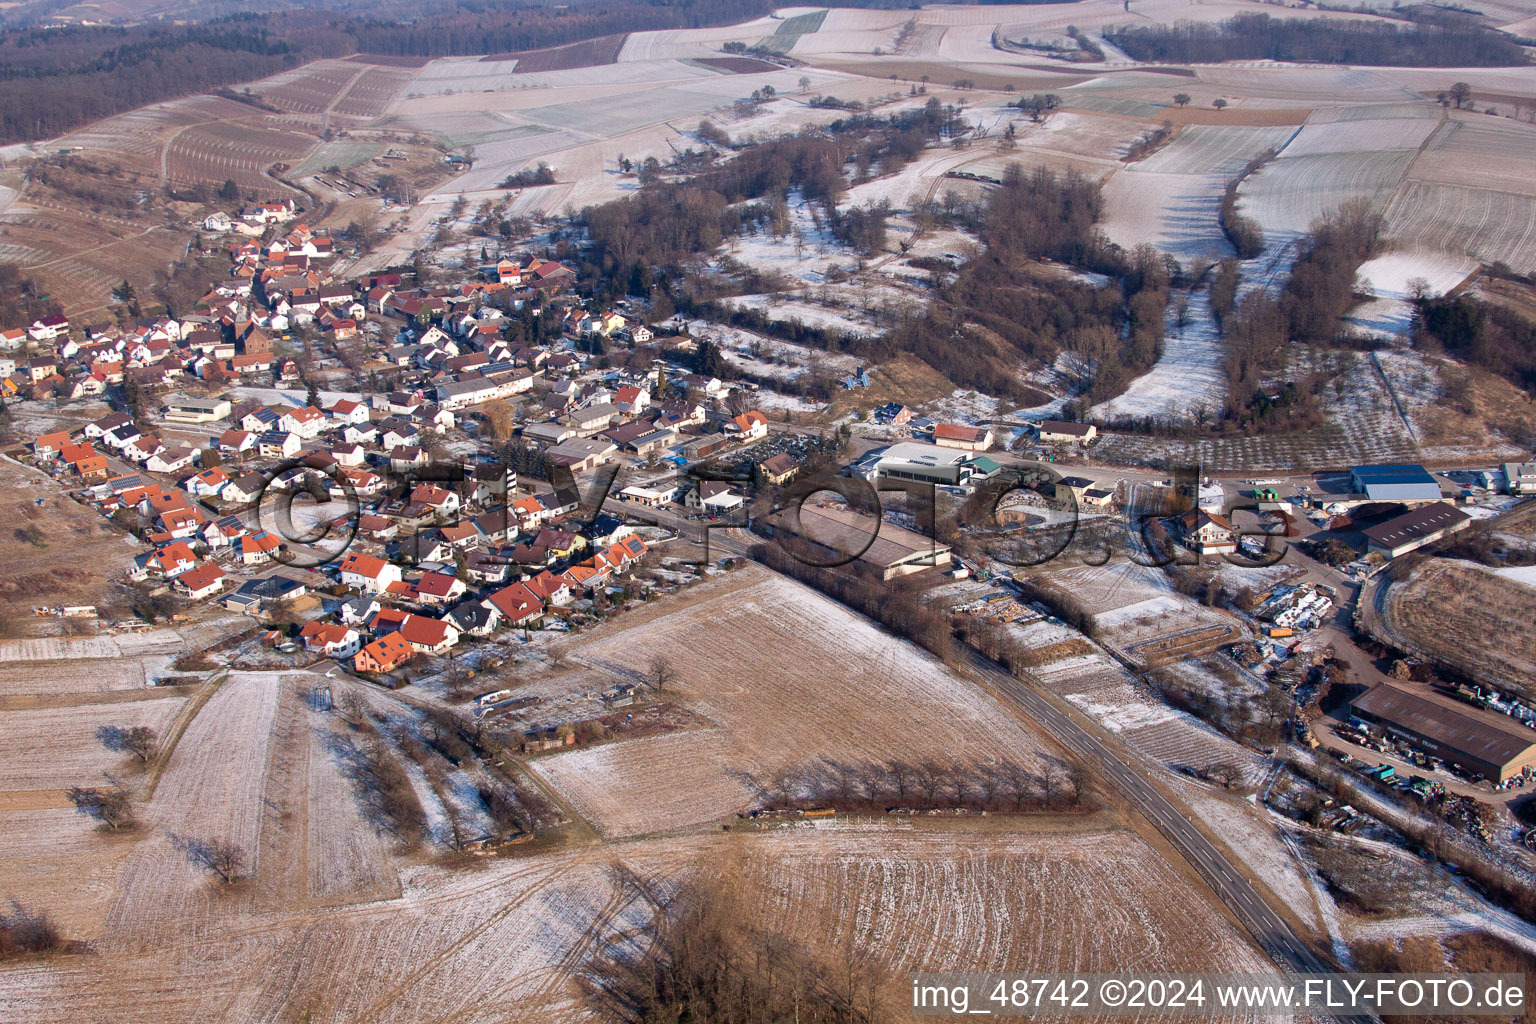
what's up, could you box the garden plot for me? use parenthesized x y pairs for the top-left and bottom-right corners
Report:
(716, 190), (849, 283)
(1033, 559), (1177, 616)
(1031, 648), (1267, 787)
(744, 827), (1275, 988)
(787, 7), (908, 55)
(617, 16), (787, 62)
(1346, 249), (1479, 338)
(331, 66), (416, 119)
(405, 57), (524, 97)
(251, 61), (363, 116)
(530, 569), (1052, 838)
(1381, 181), (1536, 274)
(164, 118), (316, 198)
(0, 844), (629, 1023)
(0, 696), (186, 792)
(294, 140), (383, 177)
(719, 293), (879, 338)
(0, 806), (140, 939)
(0, 655), (166, 697)
(1176, 784), (1325, 937)
(306, 720), (398, 904)
(1237, 149), (1416, 242)
(1384, 560), (1536, 699)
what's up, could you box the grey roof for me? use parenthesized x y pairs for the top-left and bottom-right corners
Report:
(1362, 501), (1469, 548)
(1353, 684), (1536, 769)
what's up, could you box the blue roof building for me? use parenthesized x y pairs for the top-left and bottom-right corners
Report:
(1349, 464), (1442, 503)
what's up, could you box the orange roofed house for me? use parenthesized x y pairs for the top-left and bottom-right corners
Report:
(354, 633), (415, 674)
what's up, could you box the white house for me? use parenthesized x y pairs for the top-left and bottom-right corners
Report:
(338, 552), (403, 595)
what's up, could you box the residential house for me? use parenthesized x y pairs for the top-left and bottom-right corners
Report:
(146, 446), (200, 474)
(758, 453), (798, 486)
(397, 614), (460, 654)
(239, 530), (284, 565)
(174, 561), (227, 600)
(354, 633), (415, 674)
(414, 572), (467, 607)
(299, 621), (362, 660)
(484, 582), (544, 627)
(338, 552), (404, 594)
(723, 410), (769, 442)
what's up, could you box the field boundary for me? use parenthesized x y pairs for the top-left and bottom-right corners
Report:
(141, 669), (229, 799)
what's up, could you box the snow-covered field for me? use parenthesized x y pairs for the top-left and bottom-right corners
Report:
(1093, 287), (1225, 420)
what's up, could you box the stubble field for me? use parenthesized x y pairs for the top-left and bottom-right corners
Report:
(531, 566), (1053, 838)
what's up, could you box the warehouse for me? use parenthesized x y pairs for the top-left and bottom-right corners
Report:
(772, 503), (952, 580)
(1362, 501), (1471, 558)
(1350, 684), (1536, 783)
(1349, 464), (1442, 503)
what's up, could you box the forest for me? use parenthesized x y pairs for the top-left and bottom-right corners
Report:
(1413, 293), (1536, 394)
(1106, 13), (1527, 67)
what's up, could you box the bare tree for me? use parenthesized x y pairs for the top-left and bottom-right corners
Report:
(201, 839), (246, 883)
(123, 726), (158, 763)
(646, 654), (677, 692)
(67, 786), (136, 830)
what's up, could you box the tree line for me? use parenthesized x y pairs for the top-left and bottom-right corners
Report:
(1106, 12), (1527, 67)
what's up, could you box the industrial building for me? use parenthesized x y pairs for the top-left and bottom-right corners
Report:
(1350, 684), (1536, 783)
(1361, 501), (1471, 558)
(857, 442), (976, 488)
(1349, 464), (1442, 503)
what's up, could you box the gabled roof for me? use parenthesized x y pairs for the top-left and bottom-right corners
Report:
(339, 551), (392, 579)
(415, 572), (462, 598)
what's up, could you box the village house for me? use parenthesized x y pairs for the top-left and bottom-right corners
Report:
(1165, 508), (1236, 556)
(354, 633), (415, 674)
(173, 561), (227, 600)
(338, 552), (404, 594)
(299, 621), (363, 660)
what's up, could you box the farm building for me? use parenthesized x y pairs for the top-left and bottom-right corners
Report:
(1350, 464), (1442, 503)
(1350, 684), (1536, 783)
(774, 503), (952, 580)
(1362, 502), (1471, 558)
(931, 423), (993, 451)
(1039, 420), (1096, 444)
(858, 442), (974, 488)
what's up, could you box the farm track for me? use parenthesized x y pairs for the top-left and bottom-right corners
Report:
(142, 670), (228, 800)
